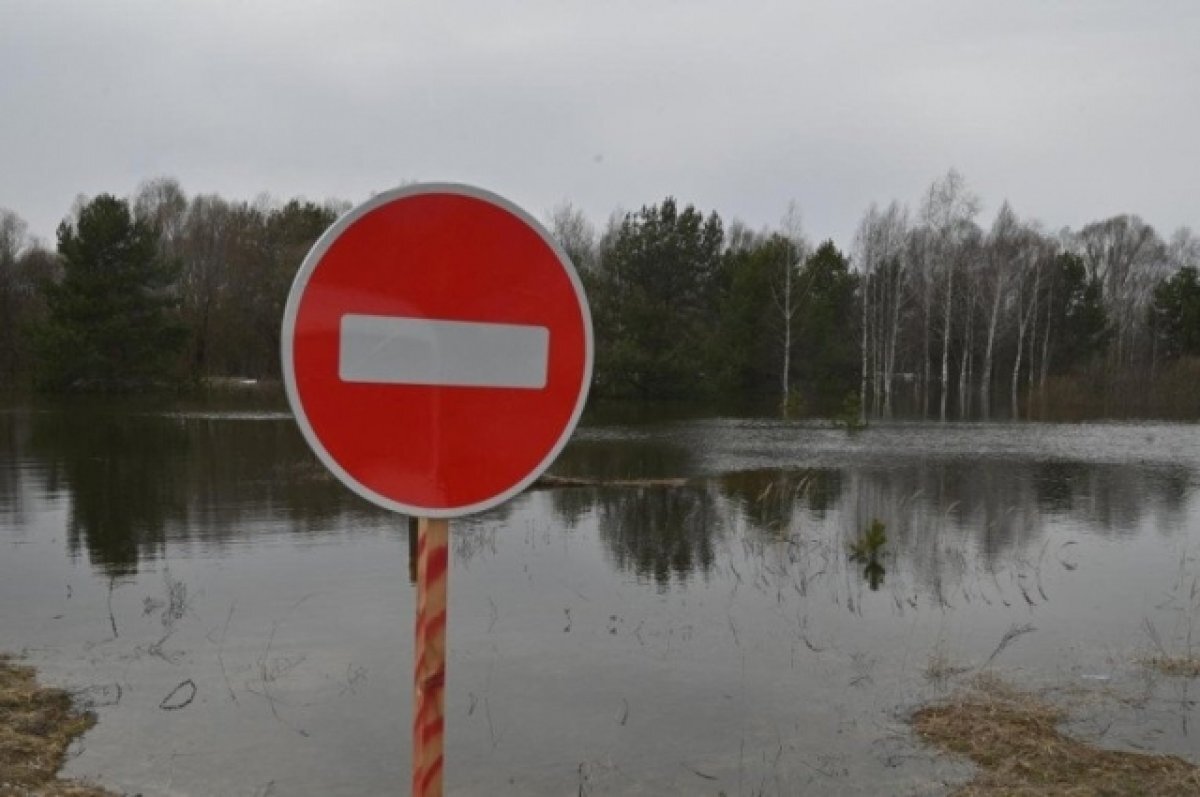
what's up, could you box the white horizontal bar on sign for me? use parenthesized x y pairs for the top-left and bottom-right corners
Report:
(338, 313), (550, 389)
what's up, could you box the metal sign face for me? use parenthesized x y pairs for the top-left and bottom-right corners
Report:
(282, 183), (593, 518)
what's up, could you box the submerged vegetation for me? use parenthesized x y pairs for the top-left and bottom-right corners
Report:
(847, 518), (887, 562)
(914, 675), (1200, 796)
(848, 519), (888, 590)
(1141, 619), (1200, 678)
(0, 656), (115, 796)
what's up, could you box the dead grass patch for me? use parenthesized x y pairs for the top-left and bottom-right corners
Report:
(1142, 655), (1200, 678)
(0, 655), (116, 797)
(912, 674), (1200, 796)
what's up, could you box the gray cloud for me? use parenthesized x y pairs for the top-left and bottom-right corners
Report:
(2, 0), (1197, 249)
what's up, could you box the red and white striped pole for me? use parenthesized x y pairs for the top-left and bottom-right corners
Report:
(413, 517), (449, 797)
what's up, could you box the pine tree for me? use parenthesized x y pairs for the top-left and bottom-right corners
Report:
(34, 194), (186, 391)
(591, 198), (724, 398)
(794, 241), (859, 411)
(1150, 266), (1200, 359)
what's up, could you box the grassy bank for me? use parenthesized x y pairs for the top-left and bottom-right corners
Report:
(0, 656), (115, 797)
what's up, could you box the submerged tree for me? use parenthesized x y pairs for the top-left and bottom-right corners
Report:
(33, 194), (187, 391)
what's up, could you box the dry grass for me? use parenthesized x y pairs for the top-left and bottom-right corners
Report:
(0, 655), (116, 797)
(1142, 655), (1200, 678)
(913, 674), (1200, 796)
(924, 650), (971, 683)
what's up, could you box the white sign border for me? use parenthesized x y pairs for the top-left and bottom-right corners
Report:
(280, 182), (594, 519)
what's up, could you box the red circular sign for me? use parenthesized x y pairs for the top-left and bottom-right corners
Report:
(282, 184), (593, 518)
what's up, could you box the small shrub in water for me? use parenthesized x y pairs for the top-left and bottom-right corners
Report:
(849, 519), (887, 562)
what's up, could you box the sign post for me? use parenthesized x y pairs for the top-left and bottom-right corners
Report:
(281, 184), (592, 797)
(413, 517), (448, 795)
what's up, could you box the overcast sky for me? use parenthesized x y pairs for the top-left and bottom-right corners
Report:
(2, 1), (1198, 251)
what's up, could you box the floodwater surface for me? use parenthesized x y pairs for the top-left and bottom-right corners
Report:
(1, 404), (1198, 795)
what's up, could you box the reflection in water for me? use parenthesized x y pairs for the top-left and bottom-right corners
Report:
(550, 436), (696, 481)
(15, 409), (382, 576)
(31, 410), (188, 576)
(2, 409), (1200, 795)
(541, 427), (1197, 602)
(1, 409), (1197, 597)
(848, 520), (888, 592)
(719, 468), (842, 535)
(548, 456), (1195, 599)
(593, 486), (722, 587)
(861, 557), (886, 590)
(0, 414), (28, 529)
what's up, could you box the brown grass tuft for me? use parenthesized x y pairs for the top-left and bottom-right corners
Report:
(0, 655), (117, 796)
(1142, 655), (1200, 678)
(912, 674), (1200, 796)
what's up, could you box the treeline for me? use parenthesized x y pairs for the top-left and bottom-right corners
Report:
(849, 171), (1200, 419)
(2, 171), (1199, 418)
(554, 198), (858, 413)
(0, 178), (344, 389)
(552, 169), (1200, 418)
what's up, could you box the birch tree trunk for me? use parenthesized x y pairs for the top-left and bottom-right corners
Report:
(1038, 277), (1054, 404)
(958, 291), (973, 419)
(860, 269), (869, 421)
(922, 280), (932, 418)
(885, 265), (902, 417)
(782, 253), (792, 415)
(1025, 260), (1041, 416)
(1011, 300), (1025, 420)
(780, 202), (806, 418)
(980, 278), (1003, 419)
(939, 262), (953, 421)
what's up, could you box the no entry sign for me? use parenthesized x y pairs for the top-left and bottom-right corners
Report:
(281, 183), (593, 518)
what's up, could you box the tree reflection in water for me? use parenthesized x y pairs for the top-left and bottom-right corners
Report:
(32, 408), (186, 577)
(592, 486), (722, 588)
(543, 456), (1192, 601)
(5, 409), (1196, 600)
(25, 407), (378, 576)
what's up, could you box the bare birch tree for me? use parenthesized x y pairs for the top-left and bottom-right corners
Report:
(777, 202), (809, 415)
(1076, 215), (1166, 372)
(1009, 233), (1050, 419)
(854, 201), (909, 418)
(919, 169), (979, 420)
(549, 201), (597, 273)
(979, 202), (1021, 417)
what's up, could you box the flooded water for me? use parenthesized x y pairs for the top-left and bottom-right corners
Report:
(1, 403), (1198, 796)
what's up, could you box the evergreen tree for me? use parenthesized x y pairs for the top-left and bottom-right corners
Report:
(714, 234), (796, 396)
(254, 200), (340, 379)
(591, 198), (724, 398)
(1150, 266), (1200, 359)
(794, 241), (859, 410)
(1045, 252), (1108, 373)
(33, 194), (186, 391)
